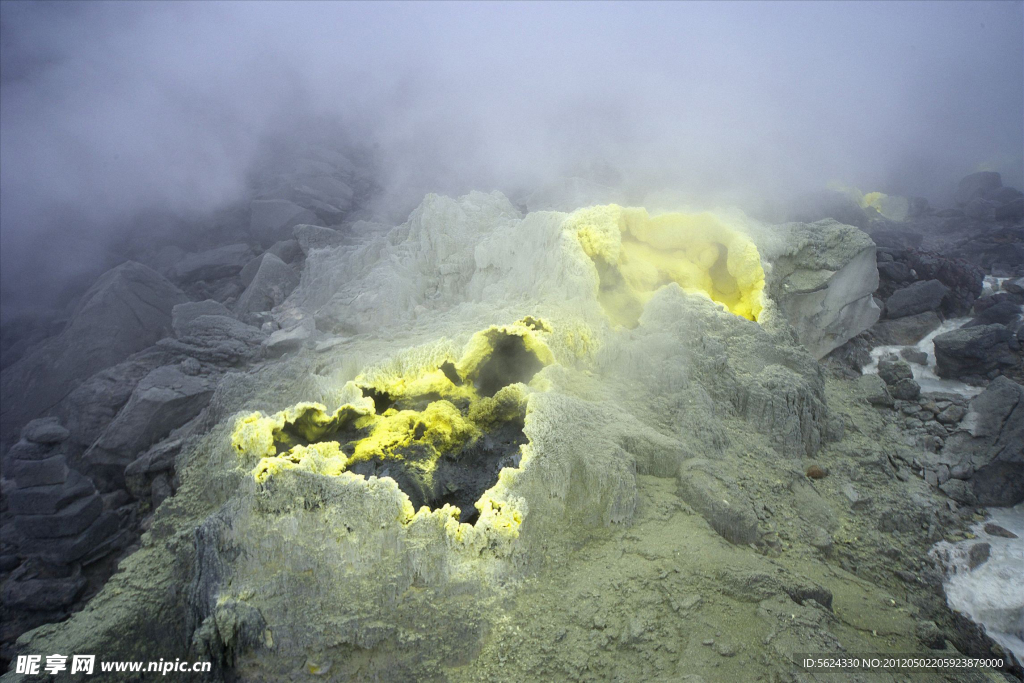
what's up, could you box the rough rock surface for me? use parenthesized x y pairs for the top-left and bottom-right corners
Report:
(234, 254), (299, 323)
(83, 366), (214, 483)
(6, 193), (1017, 681)
(934, 324), (1022, 384)
(157, 315), (266, 366)
(767, 220), (880, 359)
(944, 377), (1024, 506)
(884, 279), (949, 319)
(0, 262), (187, 453)
(293, 224), (346, 255)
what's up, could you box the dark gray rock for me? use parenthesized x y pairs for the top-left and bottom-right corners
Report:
(1003, 278), (1024, 295)
(0, 568), (85, 611)
(900, 347), (928, 365)
(878, 359), (914, 386)
(157, 315), (266, 366)
(945, 377), (1023, 506)
(964, 300), (1022, 328)
(84, 366), (214, 474)
(995, 198), (1024, 222)
(964, 198), (998, 221)
(5, 440), (57, 461)
(21, 418), (69, 445)
(986, 186), (1024, 204)
(234, 254), (299, 322)
(171, 244), (253, 283)
(868, 312), (941, 345)
(936, 404), (967, 424)
(934, 324), (1021, 382)
(10, 455), (67, 488)
(890, 378), (921, 401)
(125, 438), (182, 499)
(7, 470), (94, 516)
(0, 262), (186, 453)
(954, 171), (1002, 205)
(57, 347), (174, 454)
(877, 260), (912, 283)
(983, 523), (1018, 538)
(172, 300), (233, 337)
(14, 494), (102, 539)
(885, 280), (949, 319)
(968, 543), (991, 570)
(18, 510), (119, 565)
(249, 199), (320, 246)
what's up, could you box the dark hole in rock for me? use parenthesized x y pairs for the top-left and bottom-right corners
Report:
(439, 361), (462, 385)
(473, 333), (545, 398)
(344, 412), (527, 524)
(360, 386), (394, 413)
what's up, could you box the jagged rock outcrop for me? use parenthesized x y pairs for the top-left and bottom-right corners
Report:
(768, 220), (880, 359)
(157, 315), (266, 366)
(83, 366), (214, 486)
(0, 262), (187, 453)
(234, 254), (299, 323)
(884, 279), (949, 319)
(944, 377), (1024, 506)
(934, 324), (1022, 384)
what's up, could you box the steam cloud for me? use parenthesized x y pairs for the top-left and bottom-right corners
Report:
(1, 1), (1021, 316)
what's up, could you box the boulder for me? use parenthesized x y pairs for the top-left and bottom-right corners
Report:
(20, 418), (69, 445)
(995, 198), (1024, 222)
(57, 347), (175, 455)
(263, 321), (313, 358)
(944, 377), (1024, 505)
(877, 359), (913, 386)
(899, 251), (984, 318)
(0, 567), (86, 611)
(249, 199), (320, 246)
(234, 254), (299, 323)
(172, 301), (233, 337)
(900, 348), (928, 365)
(954, 171), (1002, 205)
(0, 262), (186, 453)
(14, 494), (102, 539)
(171, 244), (253, 283)
(884, 280), (949, 319)
(964, 300), (1022, 329)
(890, 378), (921, 401)
(853, 374), (893, 407)
(17, 511), (119, 565)
(677, 460), (759, 545)
(294, 224), (346, 255)
(867, 311), (942, 346)
(1004, 278), (1024, 295)
(877, 260), (912, 284)
(157, 315), (267, 366)
(933, 324), (1021, 383)
(84, 366), (214, 477)
(770, 221), (880, 359)
(6, 470), (94, 516)
(9, 455), (67, 488)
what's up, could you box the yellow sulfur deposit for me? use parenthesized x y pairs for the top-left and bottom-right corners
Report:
(231, 319), (549, 546)
(569, 205), (765, 326)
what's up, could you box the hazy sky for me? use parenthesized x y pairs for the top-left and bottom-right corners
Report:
(1, 1), (1022, 315)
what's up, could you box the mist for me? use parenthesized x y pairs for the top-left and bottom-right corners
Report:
(1, 0), (1022, 317)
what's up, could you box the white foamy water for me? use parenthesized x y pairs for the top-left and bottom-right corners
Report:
(863, 317), (983, 398)
(930, 505), (1024, 663)
(981, 275), (1010, 298)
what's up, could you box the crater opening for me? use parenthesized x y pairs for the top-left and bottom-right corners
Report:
(470, 332), (546, 398)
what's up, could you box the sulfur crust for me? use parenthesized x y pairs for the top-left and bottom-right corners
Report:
(231, 319), (553, 547)
(569, 204), (766, 326)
